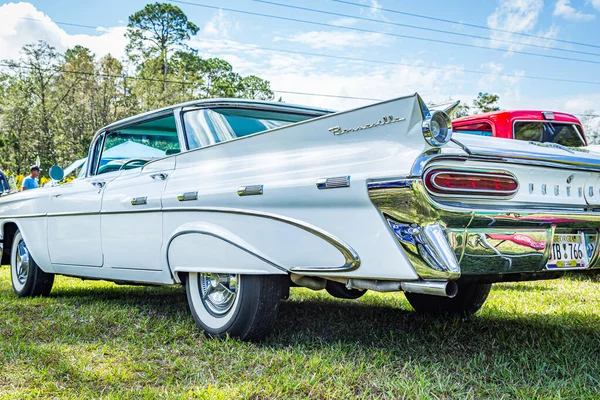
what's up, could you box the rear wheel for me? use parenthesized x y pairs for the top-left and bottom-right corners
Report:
(405, 282), (491, 316)
(325, 281), (366, 299)
(186, 272), (283, 341)
(10, 231), (54, 297)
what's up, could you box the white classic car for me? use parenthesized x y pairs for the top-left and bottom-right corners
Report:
(2, 94), (600, 341)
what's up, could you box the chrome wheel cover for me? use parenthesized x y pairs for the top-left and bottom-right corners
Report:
(15, 239), (30, 285)
(199, 273), (239, 317)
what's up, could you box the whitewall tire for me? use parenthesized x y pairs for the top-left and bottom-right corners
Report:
(10, 231), (54, 297)
(186, 272), (284, 341)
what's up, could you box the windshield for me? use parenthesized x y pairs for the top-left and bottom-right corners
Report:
(183, 108), (317, 149)
(514, 121), (585, 147)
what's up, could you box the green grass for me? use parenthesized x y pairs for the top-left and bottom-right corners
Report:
(0, 268), (599, 399)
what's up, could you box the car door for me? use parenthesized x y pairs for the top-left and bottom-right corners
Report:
(98, 112), (181, 271)
(47, 134), (109, 267)
(100, 157), (175, 271)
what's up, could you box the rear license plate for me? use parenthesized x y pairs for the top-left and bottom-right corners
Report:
(547, 233), (589, 270)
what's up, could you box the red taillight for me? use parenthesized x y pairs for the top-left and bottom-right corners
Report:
(424, 170), (519, 197)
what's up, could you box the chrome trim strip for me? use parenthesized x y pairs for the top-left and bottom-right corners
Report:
(162, 207), (360, 273)
(13, 206), (359, 273)
(237, 185), (263, 196)
(316, 176), (351, 190)
(412, 150), (600, 176)
(166, 230), (288, 274)
(0, 213), (46, 220)
(177, 192), (198, 202)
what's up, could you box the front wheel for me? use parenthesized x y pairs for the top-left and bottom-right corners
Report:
(404, 282), (492, 316)
(10, 231), (54, 297)
(186, 273), (283, 341)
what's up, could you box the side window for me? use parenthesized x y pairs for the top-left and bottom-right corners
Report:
(453, 122), (493, 137)
(514, 122), (543, 142)
(94, 114), (180, 175)
(183, 108), (315, 150)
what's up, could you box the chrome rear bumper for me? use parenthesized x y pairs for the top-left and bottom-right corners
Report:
(368, 179), (600, 280)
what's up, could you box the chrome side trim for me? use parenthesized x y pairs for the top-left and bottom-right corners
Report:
(177, 192), (198, 202)
(316, 176), (351, 190)
(0, 213), (46, 220)
(6, 206), (360, 273)
(163, 207), (360, 273)
(237, 185), (263, 196)
(166, 229), (288, 274)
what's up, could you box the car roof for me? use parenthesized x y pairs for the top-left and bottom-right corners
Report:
(453, 110), (582, 125)
(100, 98), (333, 133)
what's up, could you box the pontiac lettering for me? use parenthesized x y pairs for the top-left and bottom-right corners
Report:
(329, 115), (406, 135)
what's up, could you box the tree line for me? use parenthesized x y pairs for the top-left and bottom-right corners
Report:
(2, 3), (599, 175)
(0, 3), (274, 174)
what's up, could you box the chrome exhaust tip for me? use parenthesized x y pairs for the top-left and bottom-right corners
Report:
(400, 280), (458, 298)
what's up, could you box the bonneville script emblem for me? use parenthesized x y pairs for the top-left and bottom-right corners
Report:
(328, 115), (406, 136)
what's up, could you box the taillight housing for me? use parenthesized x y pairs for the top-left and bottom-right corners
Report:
(424, 169), (519, 197)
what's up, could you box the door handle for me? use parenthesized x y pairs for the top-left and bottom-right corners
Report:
(177, 191), (198, 202)
(91, 181), (106, 189)
(150, 173), (168, 181)
(131, 196), (148, 206)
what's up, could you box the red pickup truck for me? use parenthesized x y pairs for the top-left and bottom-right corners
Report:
(452, 110), (587, 147)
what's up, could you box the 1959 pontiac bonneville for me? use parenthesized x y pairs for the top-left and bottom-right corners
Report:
(2, 93), (600, 341)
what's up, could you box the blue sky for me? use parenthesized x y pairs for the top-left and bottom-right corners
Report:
(1, 0), (600, 115)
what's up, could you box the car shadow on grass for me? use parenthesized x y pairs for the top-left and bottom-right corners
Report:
(3, 281), (599, 361)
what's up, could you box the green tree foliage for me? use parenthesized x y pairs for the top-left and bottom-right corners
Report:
(0, 3), (273, 174)
(580, 110), (600, 145)
(472, 92), (500, 113)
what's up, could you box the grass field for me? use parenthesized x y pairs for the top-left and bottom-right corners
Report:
(0, 268), (599, 399)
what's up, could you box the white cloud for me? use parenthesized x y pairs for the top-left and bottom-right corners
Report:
(202, 10), (238, 38)
(189, 37), (472, 110)
(588, 0), (600, 10)
(328, 18), (358, 27)
(0, 2), (128, 61)
(275, 30), (392, 50)
(364, 0), (383, 18)
(554, 0), (595, 21)
(476, 62), (524, 104)
(486, 0), (558, 52)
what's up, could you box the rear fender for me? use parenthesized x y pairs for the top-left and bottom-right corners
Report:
(166, 222), (288, 283)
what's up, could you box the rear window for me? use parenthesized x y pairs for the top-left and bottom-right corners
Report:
(183, 108), (316, 150)
(514, 122), (585, 147)
(453, 122), (493, 137)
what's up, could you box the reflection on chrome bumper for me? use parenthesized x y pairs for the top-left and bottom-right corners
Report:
(369, 179), (600, 280)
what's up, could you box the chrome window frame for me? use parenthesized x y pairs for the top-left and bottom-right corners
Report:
(512, 120), (586, 147)
(86, 132), (106, 178)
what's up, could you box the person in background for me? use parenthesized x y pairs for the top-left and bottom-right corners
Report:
(22, 165), (40, 191)
(0, 168), (8, 194)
